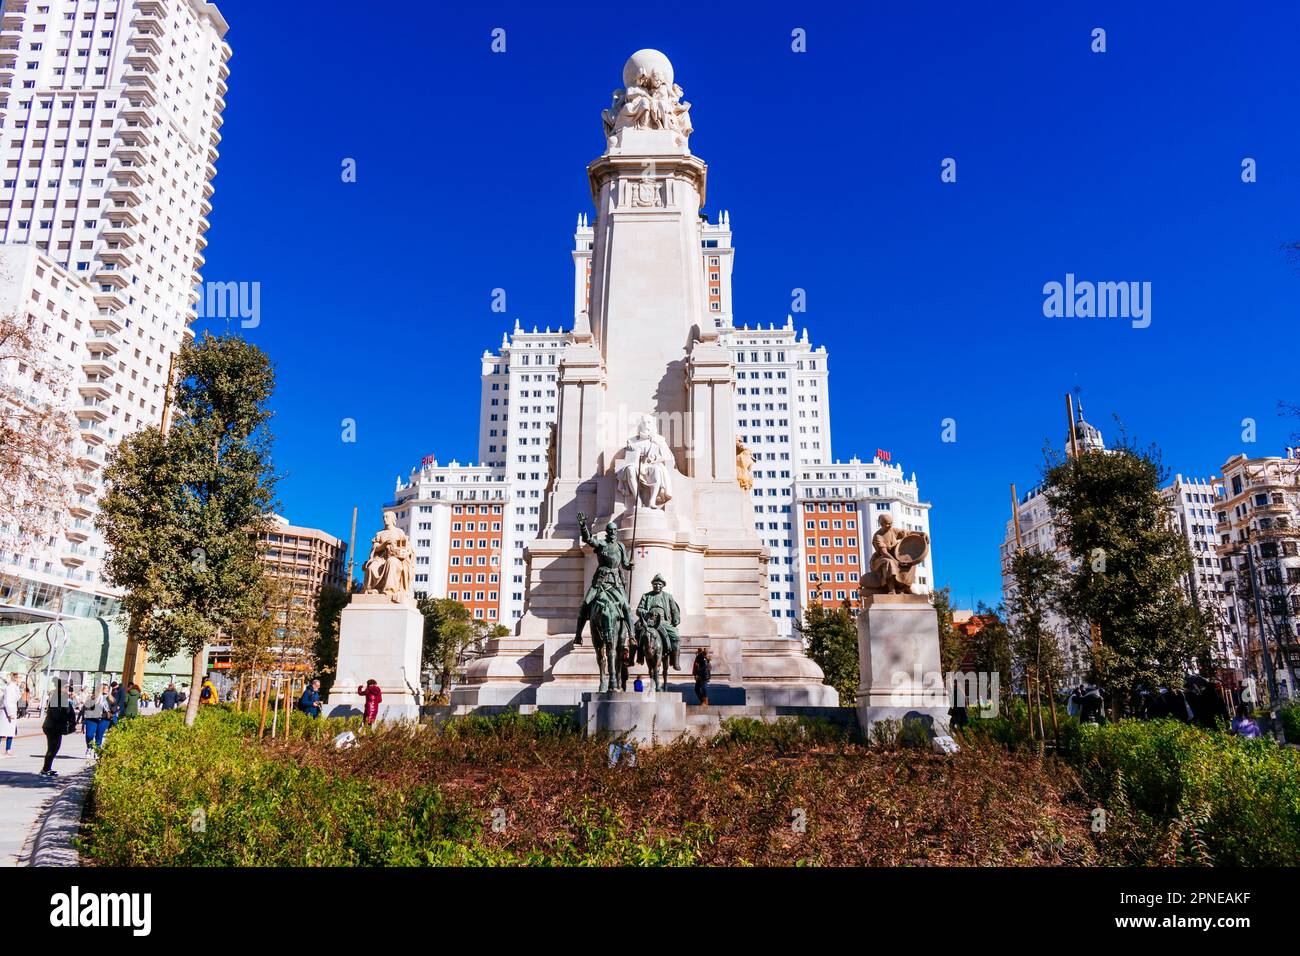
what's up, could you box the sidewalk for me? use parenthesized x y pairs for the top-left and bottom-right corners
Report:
(0, 717), (94, 866)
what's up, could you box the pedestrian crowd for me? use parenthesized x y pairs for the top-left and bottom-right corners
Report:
(0, 670), (203, 778)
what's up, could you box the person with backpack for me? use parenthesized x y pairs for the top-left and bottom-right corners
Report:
(40, 677), (76, 777)
(199, 676), (219, 707)
(299, 679), (323, 719)
(691, 647), (711, 706)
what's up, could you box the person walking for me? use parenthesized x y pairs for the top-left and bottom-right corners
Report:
(109, 680), (125, 727)
(160, 683), (179, 711)
(198, 676), (219, 708)
(83, 682), (113, 757)
(1231, 704), (1261, 739)
(358, 679), (383, 726)
(0, 672), (20, 758)
(298, 679), (323, 719)
(122, 683), (142, 719)
(691, 648), (711, 706)
(41, 677), (75, 777)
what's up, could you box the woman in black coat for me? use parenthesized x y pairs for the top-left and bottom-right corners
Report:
(40, 676), (75, 777)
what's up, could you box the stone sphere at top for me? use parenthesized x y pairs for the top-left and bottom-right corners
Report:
(623, 49), (673, 89)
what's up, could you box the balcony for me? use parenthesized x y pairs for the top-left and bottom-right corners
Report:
(93, 267), (130, 290)
(111, 164), (144, 187)
(129, 33), (161, 56)
(1, 11), (23, 31)
(204, 159), (217, 181)
(78, 380), (111, 401)
(69, 496), (94, 518)
(121, 104), (153, 126)
(112, 144), (147, 166)
(195, 231), (207, 251)
(138, 0), (168, 16)
(101, 224), (136, 245)
(192, 250), (205, 270)
(131, 15), (163, 34)
(99, 244), (135, 268)
(65, 521), (91, 543)
(108, 182), (141, 205)
(107, 202), (140, 224)
(89, 311), (123, 333)
(61, 548), (87, 567)
(75, 402), (108, 424)
(77, 420), (108, 443)
(197, 214), (210, 233)
(215, 75), (227, 98)
(124, 77), (157, 103)
(119, 121), (152, 145)
(81, 357), (115, 378)
(87, 332), (121, 355)
(126, 51), (158, 74)
(94, 287), (128, 311)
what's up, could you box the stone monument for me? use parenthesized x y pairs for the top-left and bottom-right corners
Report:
(326, 512), (423, 721)
(855, 515), (954, 746)
(455, 49), (835, 710)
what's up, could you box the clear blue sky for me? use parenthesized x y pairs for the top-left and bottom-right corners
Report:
(197, 0), (1300, 609)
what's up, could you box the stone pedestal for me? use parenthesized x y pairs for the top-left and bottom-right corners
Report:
(326, 594), (423, 721)
(855, 594), (951, 740)
(580, 689), (686, 744)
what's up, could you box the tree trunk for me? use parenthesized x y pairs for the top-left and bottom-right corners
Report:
(183, 647), (204, 727)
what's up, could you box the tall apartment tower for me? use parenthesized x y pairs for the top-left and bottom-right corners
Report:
(0, 0), (230, 620)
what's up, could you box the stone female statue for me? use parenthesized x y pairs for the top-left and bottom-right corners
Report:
(361, 512), (414, 602)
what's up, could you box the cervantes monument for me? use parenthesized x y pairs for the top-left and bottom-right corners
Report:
(454, 49), (836, 710)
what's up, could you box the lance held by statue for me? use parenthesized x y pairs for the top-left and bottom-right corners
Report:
(574, 513), (637, 692)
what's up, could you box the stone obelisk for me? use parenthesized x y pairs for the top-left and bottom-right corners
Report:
(456, 49), (835, 709)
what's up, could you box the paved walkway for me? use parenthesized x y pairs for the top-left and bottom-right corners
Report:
(0, 717), (95, 866)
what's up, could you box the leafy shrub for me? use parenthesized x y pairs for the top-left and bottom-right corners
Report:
(1279, 704), (1300, 744)
(438, 709), (578, 741)
(84, 704), (1094, 866)
(712, 716), (851, 750)
(1073, 719), (1300, 865)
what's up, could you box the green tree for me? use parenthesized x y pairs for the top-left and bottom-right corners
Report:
(963, 603), (1014, 712)
(930, 585), (961, 674)
(313, 584), (351, 696)
(1043, 437), (1210, 704)
(1005, 547), (1068, 692)
(797, 600), (858, 706)
(99, 334), (277, 726)
(417, 597), (504, 703)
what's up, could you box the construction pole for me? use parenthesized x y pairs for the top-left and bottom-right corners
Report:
(346, 506), (358, 589)
(257, 673), (270, 739)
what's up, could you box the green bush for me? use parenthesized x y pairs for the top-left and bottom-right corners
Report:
(438, 709), (578, 740)
(1073, 719), (1300, 865)
(712, 716), (851, 750)
(1279, 704), (1300, 743)
(83, 708), (701, 866)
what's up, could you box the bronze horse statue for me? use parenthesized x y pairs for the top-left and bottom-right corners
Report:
(636, 608), (672, 691)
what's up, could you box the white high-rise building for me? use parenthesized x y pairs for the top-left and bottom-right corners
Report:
(0, 0), (230, 620)
(388, 209), (933, 635)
